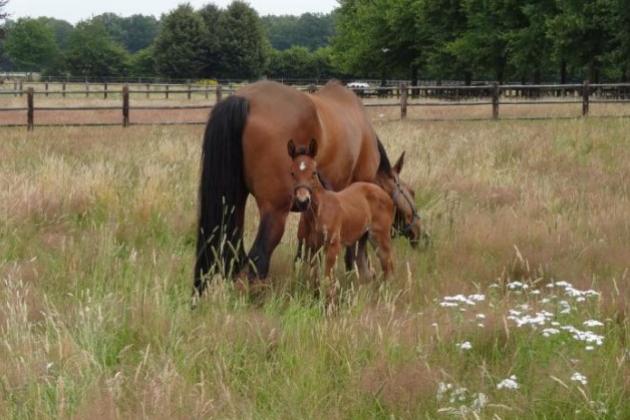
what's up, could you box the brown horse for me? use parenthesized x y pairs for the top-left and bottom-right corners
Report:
(289, 139), (395, 282)
(194, 80), (421, 296)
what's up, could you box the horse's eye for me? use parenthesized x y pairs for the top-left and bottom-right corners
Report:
(291, 172), (295, 176)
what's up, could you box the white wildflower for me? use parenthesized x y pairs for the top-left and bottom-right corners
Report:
(471, 393), (488, 411)
(583, 319), (604, 328)
(497, 375), (519, 390)
(542, 328), (560, 337)
(457, 341), (472, 351)
(570, 372), (587, 385)
(476, 313), (486, 320)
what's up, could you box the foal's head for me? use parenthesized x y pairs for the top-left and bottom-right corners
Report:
(376, 151), (424, 247)
(288, 139), (319, 211)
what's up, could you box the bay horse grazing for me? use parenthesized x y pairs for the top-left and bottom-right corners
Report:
(289, 139), (395, 282)
(194, 80), (421, 296)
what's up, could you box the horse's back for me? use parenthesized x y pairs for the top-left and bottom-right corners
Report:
(312, 82), (380, 186)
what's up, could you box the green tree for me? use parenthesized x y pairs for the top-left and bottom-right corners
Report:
(547, 0), (615, 83)
(199, 3), (222, 77)
(153, 4), (207, 79)
(267, 46), (315, 79)
(129, 46), (156, 76)
(262, 13), (335, 51)
(216, 1), (268, 79)
(66, 20), (129, 77)
(421, 0), (473, 84)
(120, 15), (159, 52)
(36, 17), (74, 50)
(505, 0), (557, 83)
(334, 0), (423, 82)
(4, 18), (59, 72)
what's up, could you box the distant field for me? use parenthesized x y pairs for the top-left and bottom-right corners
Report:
(0, 117), (628, 418)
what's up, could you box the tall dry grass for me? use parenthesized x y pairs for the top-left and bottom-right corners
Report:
(0, 113), (628, 418)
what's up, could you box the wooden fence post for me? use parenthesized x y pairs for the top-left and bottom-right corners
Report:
(104, 83), (108, 99)
(400, 82), (408, 119)
(62, 83), (66, 98)
(19, 80), (23, 97)
(86, 83), (89, 98)
(13, 81), (18, 97)
(45, 82), (49, 97)
(205, 85), (209, 99)
(122, 85), (130, 127)
(146, 84), (150, 99)
(492, 82), (500, 119)
(216, 85), (223, 103)
(582, 80), (590, 116)
(27, 88), (34, 131)
(165, 85), (169, 99)
(187, 84), (192, 100)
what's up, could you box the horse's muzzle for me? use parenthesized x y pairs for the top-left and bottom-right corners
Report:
(292, 186), (312, 212)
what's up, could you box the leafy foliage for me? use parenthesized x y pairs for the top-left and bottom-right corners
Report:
(153, 4), (207, 79)
(65, 20), (129, 77)
(4, 18), (59, 72)
(262, 13), (335, 51)
(215, 1), (268, 79)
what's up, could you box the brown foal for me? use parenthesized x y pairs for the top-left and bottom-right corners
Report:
(289, 139), (395, 286)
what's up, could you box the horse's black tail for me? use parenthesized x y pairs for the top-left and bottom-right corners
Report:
(194, 95), (249, 297)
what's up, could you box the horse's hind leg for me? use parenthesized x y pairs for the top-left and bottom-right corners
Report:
(245, 209), (288, 282)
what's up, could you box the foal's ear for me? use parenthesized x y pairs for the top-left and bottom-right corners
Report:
(308, 138), (318, 157)
(393, 151), (405, 174)
(287, 139), (296, 158)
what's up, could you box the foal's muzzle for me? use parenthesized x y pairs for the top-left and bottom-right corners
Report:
(292, 185), (312, 212)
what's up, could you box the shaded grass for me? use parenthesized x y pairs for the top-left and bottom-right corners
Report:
(1, 119), (628, 419)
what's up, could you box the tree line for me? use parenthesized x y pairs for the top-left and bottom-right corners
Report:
(1, 0), (629, 83)
(334, 0), (630, 84)
(0, 1), (337, 80)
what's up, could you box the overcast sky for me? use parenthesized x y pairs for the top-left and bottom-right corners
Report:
(7, 1), (338, 23)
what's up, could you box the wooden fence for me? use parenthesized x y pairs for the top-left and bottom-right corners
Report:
(2, 81), (630, 131)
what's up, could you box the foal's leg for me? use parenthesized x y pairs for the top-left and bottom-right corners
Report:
(355, 233), (372, 282)
(245, 209), (288, 282)
(324, 237), (342, 305)
(371, 229), (394, 279)
(295, 215), (307, 263)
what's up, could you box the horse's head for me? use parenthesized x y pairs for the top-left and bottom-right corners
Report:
(375, 151), (423, 248)
(288, 139), (319, 211)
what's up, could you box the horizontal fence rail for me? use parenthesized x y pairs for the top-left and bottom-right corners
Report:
(2, 81), (630, 131)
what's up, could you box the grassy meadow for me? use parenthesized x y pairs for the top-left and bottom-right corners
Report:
(0, 115), (629, 418)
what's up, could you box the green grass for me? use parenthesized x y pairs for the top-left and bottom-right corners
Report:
(1, 119), (628, 419)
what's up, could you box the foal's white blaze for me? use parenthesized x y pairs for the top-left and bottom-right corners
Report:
(299, 161), (306, 171)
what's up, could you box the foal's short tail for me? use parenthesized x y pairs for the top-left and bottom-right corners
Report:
(194, 95), (250, 297)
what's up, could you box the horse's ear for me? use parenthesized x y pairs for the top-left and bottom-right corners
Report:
(393, 151), (405, 174)
(287, 139), (296, 158)
(308, 138), (318, 157)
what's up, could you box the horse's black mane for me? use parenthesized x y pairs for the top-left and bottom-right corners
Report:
(377, 137), (393, 174)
